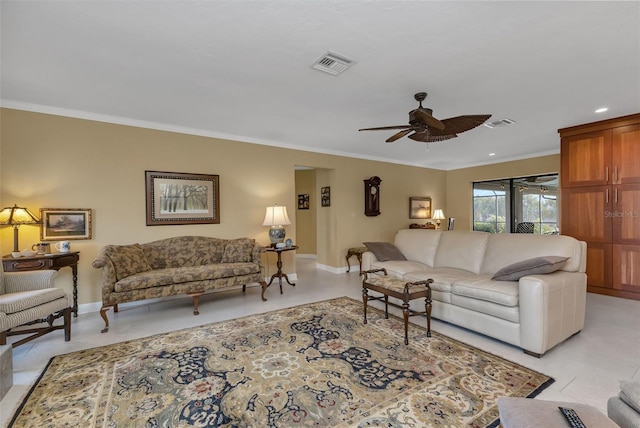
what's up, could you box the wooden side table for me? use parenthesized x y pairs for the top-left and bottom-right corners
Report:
(263, 246), (297, 300)
(2, 252), (80, 317)
(346, 246), (368, 275)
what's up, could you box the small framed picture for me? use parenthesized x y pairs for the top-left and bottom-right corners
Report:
(298, 194), (310, 210)
(321, 186), (331, 207)
(409, 197), (432, 219)
(40, 208), (92, 240)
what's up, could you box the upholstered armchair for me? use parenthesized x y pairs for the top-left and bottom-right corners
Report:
(0, 262), (71, 347)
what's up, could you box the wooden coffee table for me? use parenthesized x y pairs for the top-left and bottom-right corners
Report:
(362, 268), (433, 345)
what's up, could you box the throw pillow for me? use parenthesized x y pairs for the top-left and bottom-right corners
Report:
(491, 256), (569, 281)
(221, 238), (255, 263)
(104, 244), (152, 281)
(363, 242), (407, 262)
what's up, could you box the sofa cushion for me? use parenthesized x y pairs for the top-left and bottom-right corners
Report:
(451, 278), (519, 307)
(451, 294), (520, 323)
(105, 244), (152, 281)
(405, 268), (482, 294)
(482, 234), (584, 275)
(433, 231), (489, 274)
(221, 238), (255, 263)
(370, 261), (429, 278)
(364, 242), (406, 262)
(0, 288), (67, 315)
(491, 256), (569, 281)
(394, 229), (442, 267)
(620, 381), (640, 413)
(114, 263), (261, 292)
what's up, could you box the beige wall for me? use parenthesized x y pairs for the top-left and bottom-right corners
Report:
(445, 154), (560, 230)
(294, 169), (317, 255)
(1, 108), (448, 305)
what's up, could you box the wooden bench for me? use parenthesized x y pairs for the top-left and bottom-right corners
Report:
(362, 268), (433, 345)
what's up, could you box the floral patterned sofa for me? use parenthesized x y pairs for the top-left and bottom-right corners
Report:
(92, 236), (267, 332)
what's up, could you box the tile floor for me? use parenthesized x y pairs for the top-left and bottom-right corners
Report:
(1, 257), (639, 426)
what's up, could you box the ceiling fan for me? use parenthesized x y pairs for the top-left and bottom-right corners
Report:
(359, 92), (491, 143)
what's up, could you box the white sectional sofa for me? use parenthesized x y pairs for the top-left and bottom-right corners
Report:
(361, 229), (587, 357)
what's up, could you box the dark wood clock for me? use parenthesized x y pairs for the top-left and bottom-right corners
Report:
(364, 176), (382, 216)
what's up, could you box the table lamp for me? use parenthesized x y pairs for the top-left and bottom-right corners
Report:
(262, 205), (291, 245)
(0, 204), (41, 252)
(432, 209), (445, 229)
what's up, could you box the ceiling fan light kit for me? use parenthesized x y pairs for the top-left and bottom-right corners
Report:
(359, 92), (491, 143)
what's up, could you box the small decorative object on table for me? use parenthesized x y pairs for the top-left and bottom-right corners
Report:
(285, 238), (293, 248)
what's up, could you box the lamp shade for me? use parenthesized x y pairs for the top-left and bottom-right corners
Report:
(262, 205), (291, 227)
(0, 204), (41, 252)
(432, 209), (445, 220)
(0, 204), (40, 226)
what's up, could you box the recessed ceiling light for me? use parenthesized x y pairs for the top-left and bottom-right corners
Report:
(595, 107), (608, 113)
(489, 153), (496, 156)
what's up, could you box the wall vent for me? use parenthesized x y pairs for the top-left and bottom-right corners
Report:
(484, 118), (516, 129)
(311, 51), (356, 76)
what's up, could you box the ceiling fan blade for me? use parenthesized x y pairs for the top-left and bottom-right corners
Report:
(412, 109), (446, 130)
(438, 115), (491, 134)
(409, 132), (457, 143)
(359, 125), (411, 131)
(386, 129), (414, 143)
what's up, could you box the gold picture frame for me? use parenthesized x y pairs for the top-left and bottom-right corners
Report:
(40, 208), (92, 240)
(409, 197), (432, 219)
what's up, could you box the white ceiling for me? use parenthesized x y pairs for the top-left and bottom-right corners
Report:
(2, 1), (639, 170)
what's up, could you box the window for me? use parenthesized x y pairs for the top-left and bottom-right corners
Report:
(473, 174), (558, 234)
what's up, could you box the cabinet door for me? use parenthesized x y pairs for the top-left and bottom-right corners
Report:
(586, 243), (613, 291)
(561, 130), (612, 187)
(612, 183), (640, 245)
(613, 244), (640, 299)
(612, 124), (640, 184)
(561, 186), (611, 242)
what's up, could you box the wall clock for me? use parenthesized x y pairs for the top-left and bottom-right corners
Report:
(364, 176), (382, 216)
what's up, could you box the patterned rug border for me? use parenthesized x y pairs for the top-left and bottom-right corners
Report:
(9, 296), (555, 427)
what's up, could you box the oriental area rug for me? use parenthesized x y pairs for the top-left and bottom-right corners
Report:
(9, 297), (553, 427)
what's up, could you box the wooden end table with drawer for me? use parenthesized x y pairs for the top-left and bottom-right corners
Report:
(2, 251), (80, 317)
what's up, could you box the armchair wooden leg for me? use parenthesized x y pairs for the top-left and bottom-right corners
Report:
(0, 331), (6, 346)
(100, 305), (112, 333)
(64, 307), (71, 342)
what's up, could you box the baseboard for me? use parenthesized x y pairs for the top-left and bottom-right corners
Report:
(296, 254), (317, 259)
(316, 263), (354, 274)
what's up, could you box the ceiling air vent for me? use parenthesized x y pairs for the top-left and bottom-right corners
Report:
(484, 118), (516, 129)
(312, 51), (356, 76)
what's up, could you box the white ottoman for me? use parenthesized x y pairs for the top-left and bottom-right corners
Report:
(498, 397), (618, 428)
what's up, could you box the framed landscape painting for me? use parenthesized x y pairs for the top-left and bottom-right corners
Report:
(409, 197), (432, 219)
(145, 171), (220, 226)
(40, 208), (92, 240)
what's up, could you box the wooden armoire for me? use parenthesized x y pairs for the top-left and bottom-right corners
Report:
(559, 113), (640, 300)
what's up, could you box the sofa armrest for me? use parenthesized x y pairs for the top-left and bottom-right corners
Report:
(518, 271), (587, 355)
(92, 248), (118, 298)
(4, 270), (58, 293)
(361, 251), (378, 272)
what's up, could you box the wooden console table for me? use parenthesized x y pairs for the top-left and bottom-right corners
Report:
(2, 252), (80, 317)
